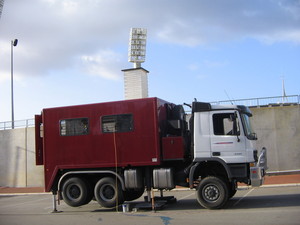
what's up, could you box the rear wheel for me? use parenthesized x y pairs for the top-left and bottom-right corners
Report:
(62, 177), (93, 207)
(94, 177), (124, 208)
(196, 176), (229, 209)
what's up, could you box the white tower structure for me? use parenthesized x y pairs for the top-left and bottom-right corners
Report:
(123, 28), (149, 100)
(123, 67), (149, 100)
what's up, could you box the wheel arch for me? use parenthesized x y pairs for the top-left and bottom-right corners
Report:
(189, 158), (232, 188)
(57, 170), (126, 194)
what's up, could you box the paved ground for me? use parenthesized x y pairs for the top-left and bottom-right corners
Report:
(1, 174), (300, 194)
(0, 185), (300, 225)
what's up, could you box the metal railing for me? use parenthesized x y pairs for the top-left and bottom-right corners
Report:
(0, 118), (35, 130)
(1, 95), (299, 130)
(210, 95), (299, 107)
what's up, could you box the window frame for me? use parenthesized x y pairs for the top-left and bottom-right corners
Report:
(59, 117), (89, 136)
(101, 114), (134, 133)
(212, 112), (240, 136)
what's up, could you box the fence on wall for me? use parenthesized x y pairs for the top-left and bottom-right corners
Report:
(1, 95), (299, 130)
(210, 94), (299, 107)
(0, 118), (35, 130)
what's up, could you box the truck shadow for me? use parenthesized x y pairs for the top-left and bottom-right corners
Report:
(145, 193), (300, 211)
(60, 193), (300, 213)
(227, 193), (300, 209)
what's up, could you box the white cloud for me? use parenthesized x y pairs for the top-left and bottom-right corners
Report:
(0, 73), (8, 83)
(81, 50), (125, 81)
(255, 29), (300, 45)
(0, 0), (299, 81)
(155, 0), (300, 46)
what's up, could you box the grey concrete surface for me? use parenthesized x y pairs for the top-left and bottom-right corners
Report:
(251, 105), (300, 171)
(0, 186), (299, 225)
(0, 127), (44, 187)
(0, 104), (299, 188)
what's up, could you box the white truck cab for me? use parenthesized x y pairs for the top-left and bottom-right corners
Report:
(190, 102), (267, 196)
(193, 104), (258, 164)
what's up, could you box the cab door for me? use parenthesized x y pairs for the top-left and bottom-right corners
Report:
(210, 111), (247, 163)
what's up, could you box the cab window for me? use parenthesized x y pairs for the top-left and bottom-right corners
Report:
(213, 113), (240, 136)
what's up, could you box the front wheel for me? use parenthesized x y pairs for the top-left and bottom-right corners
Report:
(196, 176), (229, 209)
(228, 181), (237, 199)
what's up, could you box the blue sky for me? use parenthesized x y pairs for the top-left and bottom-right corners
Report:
(0, 0), (300, 121)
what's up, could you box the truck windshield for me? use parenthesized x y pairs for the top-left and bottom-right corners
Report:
(241, 113), (257, 140)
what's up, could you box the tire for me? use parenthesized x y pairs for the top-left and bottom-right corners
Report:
(228, 182), (237, 199)
(229, 188), (237, 199)
(124, 188), (145, 201)
(62, 177), (92, 207)
(196, 176), (229, 209)
(94, 177), (124, 208)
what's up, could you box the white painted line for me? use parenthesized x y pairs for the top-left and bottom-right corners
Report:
(236, 183), (300, 191)
(0, 196), (50, 209)
(0, 192), (50, 196)
(233, 188), (255, 207)
(261, 183), (300, 188)
(177, 192), (195, 201)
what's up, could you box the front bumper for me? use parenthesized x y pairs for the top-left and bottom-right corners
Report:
(250, 166), (265, 187)
(250, 147), (267, 187)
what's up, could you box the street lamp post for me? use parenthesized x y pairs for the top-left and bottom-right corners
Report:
(11, 39), (18, 129)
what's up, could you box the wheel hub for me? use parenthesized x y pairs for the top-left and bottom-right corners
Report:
(68, 185), (81, 199)
(204, 185), (220, 202)
(100, 184), (115, 201)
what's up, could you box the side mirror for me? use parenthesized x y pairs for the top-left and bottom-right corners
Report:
(230, 112), (237, 121)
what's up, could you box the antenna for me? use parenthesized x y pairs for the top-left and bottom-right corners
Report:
(224, 90), (234, 105)
(281, 76), (288, 103)
(128, 28), (147, 68)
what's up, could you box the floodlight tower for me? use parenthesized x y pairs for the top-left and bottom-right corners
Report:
(123, 28), (149, 100)
(128, 28), (147, 68)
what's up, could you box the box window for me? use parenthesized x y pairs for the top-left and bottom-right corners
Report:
(102, 114), (133, 133)
(60, 118), (89, 136)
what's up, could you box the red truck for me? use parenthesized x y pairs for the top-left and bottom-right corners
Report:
(35, 97), (267, 209)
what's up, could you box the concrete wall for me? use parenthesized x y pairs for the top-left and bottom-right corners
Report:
(0, 105), (299, 187)
(0, 127), (44, 187)
(251, 104), (300, 172)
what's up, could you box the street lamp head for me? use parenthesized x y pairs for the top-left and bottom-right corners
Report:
(12, 39), (18, 47)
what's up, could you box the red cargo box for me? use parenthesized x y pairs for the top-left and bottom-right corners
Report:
(37, 98), (171, 191)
